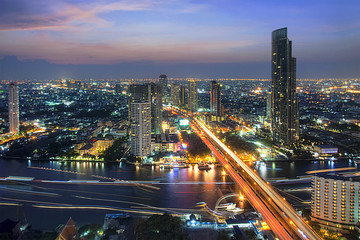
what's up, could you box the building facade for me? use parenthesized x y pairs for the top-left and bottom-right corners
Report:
(210, 81), (222, 119)
(271, 27), (299, 146)
(130, 101), (151, 157)
(171, 84), (180, 107)
(159, 74), (169, 103)
(180, 85), (186, 107)
(188, 80), (198, 112)
(129, 83), (163, 134)
(8, 83), (19, 134)
(266, 91), (271, 120)
(311, 175), (360, 233)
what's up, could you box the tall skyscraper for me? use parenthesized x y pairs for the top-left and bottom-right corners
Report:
(159, 74), (169, 103)
(210, 81), (222, 119)
(188, 80), (198, 112)
(8, 83), (19, 134)
(271, 27), (299, 146)
(129, 83), (163, 134)
(180, 85), (186, 107)
(266, 91), (272, 119)
(130, 101), (151, 157)
(171, 84), (180, 107)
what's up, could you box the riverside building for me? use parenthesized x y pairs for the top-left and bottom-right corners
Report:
(311, 174), (360, 233)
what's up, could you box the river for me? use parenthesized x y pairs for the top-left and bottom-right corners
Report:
(0, 158), (357, 230)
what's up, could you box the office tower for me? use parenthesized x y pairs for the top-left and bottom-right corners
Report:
(266, 91), (271, 119)
(159, 74), (169, 103)
(171, 84), (180, 107)
(188, 80), (198, 112)
(130, 101), (151, 157)
(180, 85), (186, 107)
(149, 83), (163, 134)
(8, 83), (19, 134)
(311, 175), (359, 233)
(210, 81), (222, 119)
(271, 27), (299, 146)
(115, 83), (121, 94)
(129, 83), (163, 134)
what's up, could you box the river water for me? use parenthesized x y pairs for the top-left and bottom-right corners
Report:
(0, 158), (356, 230)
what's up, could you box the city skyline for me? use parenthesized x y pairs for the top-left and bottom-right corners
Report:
(0, 1), (360, 239)
(0, 0), (359, 79)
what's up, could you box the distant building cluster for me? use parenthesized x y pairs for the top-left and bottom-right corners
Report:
(129, 75), (200, 159)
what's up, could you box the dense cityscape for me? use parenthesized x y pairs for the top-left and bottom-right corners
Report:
(1, 1), (360, 240)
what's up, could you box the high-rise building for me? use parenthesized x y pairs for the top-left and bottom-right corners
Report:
(210, 81), (222, 119)
(129, 83), (163, 134)
(180, 85), (186, 107)
(188, 80), (198, 112)
(171, 84), (180, 107)
(8, 83), (19, 135)
(130, 101), (151, 157)
(159, 74), (169, 103)
(115, 83), (121, 94)
(311, 174), (360, 233)
(266, 91), (271, 119)
(271, 27), (299, 146)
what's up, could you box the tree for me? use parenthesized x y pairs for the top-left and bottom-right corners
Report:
(98, 137), (127, 162)
(78, 223), (102, 239)
(217, 230), (229, 240)
(135, 213), (188, 240)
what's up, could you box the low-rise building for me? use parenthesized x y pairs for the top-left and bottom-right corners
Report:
(151, 133), (181, 153)
(77, 138), (114, 156)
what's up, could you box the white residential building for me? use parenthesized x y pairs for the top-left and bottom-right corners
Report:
(311, 175), (360, 233)
(130, 101), (151, 157)
(8, 83), (19, 134)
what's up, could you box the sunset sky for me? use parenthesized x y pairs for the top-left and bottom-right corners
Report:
(0, 0), (359, 78)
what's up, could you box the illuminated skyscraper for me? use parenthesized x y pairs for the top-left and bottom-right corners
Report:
(129, 83), (162, 134)
(180, 85), (186, 107)
(266, 91), (271, 119)
(159, 74), (169, 103)
(188, 80), (198, 112)
(210, 81), (222, 119)
(171, 84), (180, 107)
(130, 101), (151, 157)
(271, 27), (299, 146)
(8, 83), (19, 134)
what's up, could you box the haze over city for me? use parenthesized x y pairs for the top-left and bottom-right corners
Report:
(1, 0), (360, 79)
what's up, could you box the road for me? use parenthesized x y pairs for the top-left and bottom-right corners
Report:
(167, 106), (322, 240)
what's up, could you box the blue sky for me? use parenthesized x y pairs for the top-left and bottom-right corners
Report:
(0, 0), (359, 78)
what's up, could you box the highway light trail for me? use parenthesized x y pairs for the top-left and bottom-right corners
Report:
(0, 186), (61, 197)
(28, 166), (86, 175)
(32, 204), (173, 216)
(192, 125), (294, 240)
(74, 195), (181, 214)
(166, 106), (322, 240)
(306, 167), (356, 174)
(194, 118), (321, 240)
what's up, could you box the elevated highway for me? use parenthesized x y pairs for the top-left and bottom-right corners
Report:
(167, 106), (321, 240)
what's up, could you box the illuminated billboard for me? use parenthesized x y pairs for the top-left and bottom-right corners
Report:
(179, 119), (189, 126)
